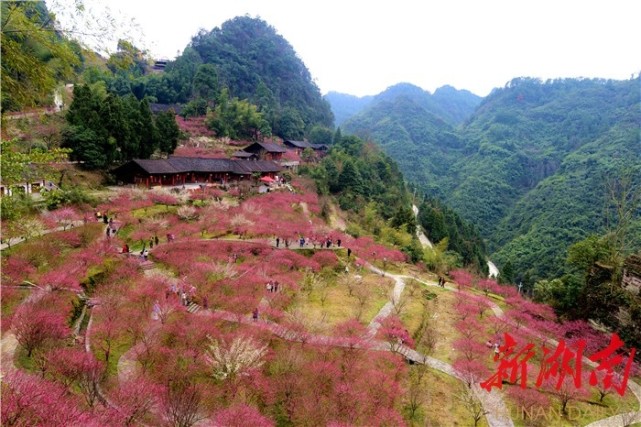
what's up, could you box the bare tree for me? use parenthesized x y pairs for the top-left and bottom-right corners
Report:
(604, 171), (641, 266)
(456, 385), (488, 427)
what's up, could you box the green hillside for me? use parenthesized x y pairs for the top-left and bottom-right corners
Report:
(339, 77), (641, 283)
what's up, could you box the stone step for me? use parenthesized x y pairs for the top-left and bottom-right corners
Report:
(187, 303), (200, 313)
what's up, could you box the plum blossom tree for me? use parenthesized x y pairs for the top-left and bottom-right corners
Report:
(205, 335), (268, 381)
(211, 404), (274, 427)
(378, 316), (414, 354)
(450, 269), (473, 289)
(453, 358), (490, 388)
(47, 347), (105, 407)
(162, 379), (203, 427)
(1, 371), (90, 426)
(541, 374), (590, 415)
(111, 376), (163, 426)
(507, 386), (550, 421)
(48, 207), (81, 230)
(453, 338), (488, 363)
(12, 302), (70, 357)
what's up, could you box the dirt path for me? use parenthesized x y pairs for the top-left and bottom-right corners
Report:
(0, 220), (85, 251)
(412, 204), (433, 248)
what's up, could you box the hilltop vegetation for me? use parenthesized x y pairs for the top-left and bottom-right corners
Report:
(339, 77), (641, 286)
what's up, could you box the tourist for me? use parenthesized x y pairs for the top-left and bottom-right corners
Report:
(252, 308), (259, 321)
(276, 237), (280, 248)
(154, 235), (159, 246)
(347, 248), (352, 258)
(337, 239), (342, 247)
(266, 281), (272, 293)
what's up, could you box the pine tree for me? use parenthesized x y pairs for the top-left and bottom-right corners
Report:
(137, 98), (157, 158)
(155, 111), (180, 154)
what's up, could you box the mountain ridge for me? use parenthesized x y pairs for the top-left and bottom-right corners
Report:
(332, 76), (641, 284)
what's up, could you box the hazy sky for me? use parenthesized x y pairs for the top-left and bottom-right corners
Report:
(56, 0), (639, 97)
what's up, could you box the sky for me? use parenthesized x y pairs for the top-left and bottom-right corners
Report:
(53, 0), (640, 97)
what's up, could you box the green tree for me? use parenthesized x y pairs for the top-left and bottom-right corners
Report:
(391, 205), (417, 235)
(106, 39), (147, 76)
(277, 107), (305, 140)
(100, 93), (131, 160)
(155, 111), (180, 154)
(337, 159), (363, 194)
(137, 98), (157, 158)
(499, 260), (515, 284)
(333, 127), (342, 145)
(308, 125), (333, 145)
(192, 64), (219, 101)
(1, 1), (79, 111)
(301, 147), (316, 163)
(0, 139), (70, 186)
(567, 235), (611, 273)
(207, 93), (269, 140)
(63, 126), (109, 169)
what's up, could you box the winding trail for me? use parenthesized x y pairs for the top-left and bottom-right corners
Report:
(3, 208), (638, 427)
(412, 204), (433, 249)
(116, 243), (514, 427)
(0, 220), (85, 251)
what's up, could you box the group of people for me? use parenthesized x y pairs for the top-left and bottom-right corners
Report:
(276, 235), (343, 249)
(103, 216), (118, 238)
(266, 280), (280, 293)
(437, 276), (447, 287)
(486, 339), (503, 361)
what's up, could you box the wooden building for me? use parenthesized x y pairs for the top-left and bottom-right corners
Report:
(242, 142), (287, 161)
(283, 139), (329, 155)
(112, 157), (282, 187)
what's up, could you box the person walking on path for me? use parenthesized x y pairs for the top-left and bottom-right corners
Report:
(347, 248), (352, 258)
(276, 237), (280, 248)
(252, 308), (259, 321)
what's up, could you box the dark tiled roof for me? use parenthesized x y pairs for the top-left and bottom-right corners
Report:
(232, 160), (283, 174)
(284, 140), (312, 149)
(168, 157), (233, 173)
(244, 142), (287, 153)
(232, 151), (256, 158)
(132, 159), (179, 174)
(123, 157), (282, 175)
(149, 103), (182, 114)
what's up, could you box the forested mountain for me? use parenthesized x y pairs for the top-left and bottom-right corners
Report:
(339, 77), (641, 285)
(323, 92), (374, 126)
(326, 83), (480, 128)
(340, 84), (475, 199)
(144, 16), (334, 139)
